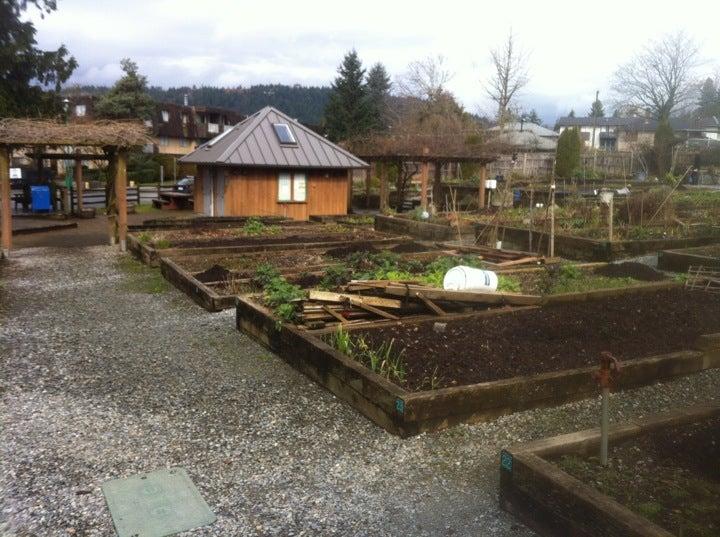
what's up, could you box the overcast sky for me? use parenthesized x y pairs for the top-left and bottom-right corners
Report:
(29, 0), (720, 124)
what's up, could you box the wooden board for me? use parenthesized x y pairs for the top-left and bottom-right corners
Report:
(382, 285), (542, 306)
(308, 290), (403, 309)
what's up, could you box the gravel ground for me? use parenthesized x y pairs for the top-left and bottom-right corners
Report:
(2, 246), (720, 537)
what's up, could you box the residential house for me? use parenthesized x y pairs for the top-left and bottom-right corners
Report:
(66, 95), (244, 156)
(487, 121), (559, 152)
(556, 116), (720, 151)
(179, 106), (368, 220)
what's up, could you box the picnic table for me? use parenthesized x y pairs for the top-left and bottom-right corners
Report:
(152, 191), (194, 210)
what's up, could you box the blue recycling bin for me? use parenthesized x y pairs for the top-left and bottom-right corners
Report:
(31, 185), (51, 212)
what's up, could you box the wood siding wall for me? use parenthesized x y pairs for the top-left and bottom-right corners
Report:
(194, 170), (204, 214)
(194, 166), (348, 220)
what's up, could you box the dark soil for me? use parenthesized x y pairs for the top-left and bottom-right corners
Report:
(289, 273), (323, 288)
(356, 288), (720, 390)
(194, 264), (231, 283)
(593, 262), (666, 281)
(390, 241), (432, 253)
(325, 242), (379, 258)
(166, 230), (388, 249)
(555, 416), (720, 536)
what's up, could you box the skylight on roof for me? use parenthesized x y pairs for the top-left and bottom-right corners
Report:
(273, 123), (297, 145)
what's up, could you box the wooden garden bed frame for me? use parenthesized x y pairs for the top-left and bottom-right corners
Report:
(128, 233), (409, 267)
(235, 284), (711, 437)
(658, 245), (720, 272)
(500, 399), (720, 536)
(484, 225), (720, 262)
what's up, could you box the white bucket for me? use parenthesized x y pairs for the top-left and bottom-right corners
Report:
(443, 266), (498, 292)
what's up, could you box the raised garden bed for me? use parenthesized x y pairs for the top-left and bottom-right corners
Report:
(500, 402), (720, 537)
(160, 243), (448, 312)
(485, 225), (720, 261)
(128, 215), (291, 231)
(658, 244), (720, 272)
(236, 288), (720, 436)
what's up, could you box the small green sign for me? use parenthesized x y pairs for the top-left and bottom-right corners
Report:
(395, 398), (405, 414)
(500, 450), (513, 472)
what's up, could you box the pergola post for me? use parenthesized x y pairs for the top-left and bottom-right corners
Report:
(478, 164), (488, 210)
(420, 160), (430, 210)
(74, 150), (83, 214)
(115, 150), (128, 251)
(1, 145), (11, 258)
(379, 162), (389, 212)
(346, 169), (353, 214)
(365, 163), (373, 208)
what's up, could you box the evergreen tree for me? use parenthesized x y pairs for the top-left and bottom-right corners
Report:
(589, 98), (605, 118)
(366, 62), (392, 132)
(95, 59), (155, 119)
(0, 0), (77, 117)
(653, 119), (675, 176)
(697, 78), (720, 118)
(555, 127), (582, 178)
(568, 109), (576, 118)
(324, 50), (373, 142)
(525, 109), (541, 125)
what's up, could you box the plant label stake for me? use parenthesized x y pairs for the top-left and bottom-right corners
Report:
(594, 351), (621, 466)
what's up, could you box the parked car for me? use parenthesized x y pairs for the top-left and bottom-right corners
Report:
(174, 176), (194, 194)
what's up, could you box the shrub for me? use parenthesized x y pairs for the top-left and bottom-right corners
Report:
(556, 128), (582, 179)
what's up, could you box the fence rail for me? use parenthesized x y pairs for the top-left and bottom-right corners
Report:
(68, 186), (177, 209)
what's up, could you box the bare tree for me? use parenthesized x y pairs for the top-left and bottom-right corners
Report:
(611, 31), (701, 120)
(396, 55), (452, 103)
(485, 31), (530, 127)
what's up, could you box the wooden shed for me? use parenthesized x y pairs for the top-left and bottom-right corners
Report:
(179, 106), (368, 220)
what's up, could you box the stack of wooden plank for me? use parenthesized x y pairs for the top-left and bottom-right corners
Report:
(436, 242), (545, 267)
(295, 282), (542, 329)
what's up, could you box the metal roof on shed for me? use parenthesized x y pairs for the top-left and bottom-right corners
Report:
(179, 106), (368, 169)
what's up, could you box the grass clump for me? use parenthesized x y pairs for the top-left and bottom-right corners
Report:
(546, 264), (636, 294)
(328, 326), (406, 384)
(116, 255), (170, 294)
(154, 238), (172, 249)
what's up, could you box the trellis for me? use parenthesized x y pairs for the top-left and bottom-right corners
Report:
(0, 118), (151, 257)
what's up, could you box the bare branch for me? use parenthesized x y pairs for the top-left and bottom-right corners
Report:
(484, 30), (530, 126)
(611, 31), (701, 120)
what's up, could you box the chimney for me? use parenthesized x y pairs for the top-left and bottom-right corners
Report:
(183, 93), (189, 107)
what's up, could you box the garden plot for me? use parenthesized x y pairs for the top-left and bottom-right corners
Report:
(129, 218), (406, 266)
(160, 242), (452, 311)
(658, 244), (720, 272)
(236, 286), (720, 436)
(500, 403), (720, 537)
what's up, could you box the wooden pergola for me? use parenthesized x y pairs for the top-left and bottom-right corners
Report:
(346, 133), (496, 212)
(0, 118), (151, 258)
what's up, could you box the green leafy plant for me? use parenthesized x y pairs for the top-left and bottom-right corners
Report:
(154, 238), (171, 249)
(253, 263), (281, 288)
(253, 265), (305, 323)
(327, 328), (406, 384)
(497, 275), (522, 293)
(137, 232), (151, 244)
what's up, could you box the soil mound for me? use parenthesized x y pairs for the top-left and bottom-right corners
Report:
(594, 262), (665, 281)
(325, 242), (379, 258)
(390, 241), (429, 253)
(195, 264), (231, 283)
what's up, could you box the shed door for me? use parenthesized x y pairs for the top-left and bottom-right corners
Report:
(213, 170), (225, 216)
(202, 168), (212, 216)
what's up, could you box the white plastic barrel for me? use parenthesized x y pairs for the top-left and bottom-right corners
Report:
(443, 266), (498, 292)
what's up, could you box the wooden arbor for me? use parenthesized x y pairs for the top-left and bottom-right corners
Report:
(347, 133), (496, 212)
(359, 152), (495, 212)
(0, 119), (151, 257)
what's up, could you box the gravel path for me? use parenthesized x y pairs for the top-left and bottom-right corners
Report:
(2, 246), (719, 536)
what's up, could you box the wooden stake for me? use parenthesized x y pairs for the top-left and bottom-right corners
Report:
(74, 151), (83, 213)
(478, 164), (487, 210)
(115, 150), (128, 252)
(0, 146), (11, 257)
(322, 305), (348, 323)
(379, 162), (389, 212)
(355, 301), (399, 320)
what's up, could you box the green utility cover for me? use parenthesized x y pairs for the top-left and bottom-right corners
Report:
(102, 468), (216, 537)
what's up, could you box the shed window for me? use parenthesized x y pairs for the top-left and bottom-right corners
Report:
(74, 104), (86, 117)
(278, 172), (306, 202)
(273, 123), (297, 145)
(161, 110), (169, 122)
